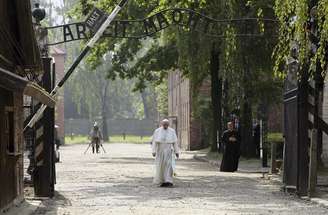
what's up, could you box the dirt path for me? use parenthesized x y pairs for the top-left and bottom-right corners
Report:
(32, 143), (328, 215)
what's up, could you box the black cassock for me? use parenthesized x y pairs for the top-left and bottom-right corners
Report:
(220, 129), (240, 172)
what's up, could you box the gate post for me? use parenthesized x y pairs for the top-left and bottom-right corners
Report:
(282, 52), (299, 192)
(296, 67), (310, 196)
(33, 57), (56, 197)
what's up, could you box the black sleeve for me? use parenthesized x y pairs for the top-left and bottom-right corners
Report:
(221, 131), (228, 144)
(236, 131), (241, 151)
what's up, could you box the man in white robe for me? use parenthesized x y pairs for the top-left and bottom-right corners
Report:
(152, 119), (179, 187)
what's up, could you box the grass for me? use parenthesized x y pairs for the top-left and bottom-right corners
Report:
(65, 135), (88, 144)
(65, 135), (152, 144)
(109, 135), (152, 143)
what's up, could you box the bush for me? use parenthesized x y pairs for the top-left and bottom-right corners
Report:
(268, 132), (283, 143)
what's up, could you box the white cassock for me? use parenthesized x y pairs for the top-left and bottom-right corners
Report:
(152, 127), (179, 184)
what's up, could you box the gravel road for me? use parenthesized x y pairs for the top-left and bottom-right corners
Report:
(32, 143), (328, 215)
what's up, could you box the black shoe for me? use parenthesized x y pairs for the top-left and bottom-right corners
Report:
(160, 182), (173, 188)
(166, 182), (173, 187)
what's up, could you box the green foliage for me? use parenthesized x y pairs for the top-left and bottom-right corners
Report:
(274, 0), (328, 78)
(222, 0), (280, 111)
(155, 78), (169, 117)
(66, 0), (283, 144)
(109, 135), (152, 144)
(66, 59), (145, 120)
(64, 135), (152, 144)
(268, 132), (283, 142)
(70, 0), (172, 91)
(65, 135), (88, 144)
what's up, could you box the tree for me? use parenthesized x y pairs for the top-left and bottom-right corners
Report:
(218, 0), (280, 157)
(67, 56), (147, 140)
(274, 0), (328, 165)
(68, 0), (282, 155)
(210, 43), (222, 152)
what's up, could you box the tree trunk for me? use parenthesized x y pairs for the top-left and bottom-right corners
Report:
(240, 56), (254, 158)
(210, 43), (222, 152)
(101, 82), (109, 141)
(241, 98), (253, 157)
(141, 90), (150, 119)
(222, 79), (229, 129)
(102, 111), (109, 141)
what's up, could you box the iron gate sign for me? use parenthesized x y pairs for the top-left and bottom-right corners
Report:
(85, 7), (108, 32)
(46, 8), (278, 46)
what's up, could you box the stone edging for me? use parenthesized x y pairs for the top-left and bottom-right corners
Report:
(193, 154), (219, 167)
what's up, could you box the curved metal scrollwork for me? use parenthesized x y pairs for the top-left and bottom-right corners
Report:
(46, 8), (278, 46)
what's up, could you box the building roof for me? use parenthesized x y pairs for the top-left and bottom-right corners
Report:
(50, 47), (66, 56)
(0, 67), (28, 92)
(0, 67), (55, 107)
(0, 1), (42, 73)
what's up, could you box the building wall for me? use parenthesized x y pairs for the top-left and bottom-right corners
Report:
(0, 0), (39, 210)
(51, 48), (66, 144)
(321, 79), (328, 166)
(0, 88), (24, 210)
(65, 118), (156, 136)
(267, 104), (283, 133)
(168, 71), (211, 150)
(13, 92), (24, 204)
(168, 71), (190, 150)
(190, 78), (211, 150)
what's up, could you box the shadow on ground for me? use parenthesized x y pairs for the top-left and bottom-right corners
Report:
(36, 144), (328, 215)
(32, 192), (71, 215)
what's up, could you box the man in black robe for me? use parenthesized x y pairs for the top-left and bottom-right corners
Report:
(253, 121), (261, 157)
(220, 122), (241, 172)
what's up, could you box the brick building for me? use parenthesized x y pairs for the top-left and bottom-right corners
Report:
(50, 47), (66, 143)
(168, 71), (210, 150)
(321, 78), (328, 166)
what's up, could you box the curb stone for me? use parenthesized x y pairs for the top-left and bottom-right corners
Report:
(193, 154), (219, 167)
(193, 154), (269, 173)
(194, 154), (328, 209)
(309, 197), (328, 208)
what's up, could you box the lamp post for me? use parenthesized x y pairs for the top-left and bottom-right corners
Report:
(32, 3), (48, 57)
(25, 2), (47, 185)
(32, 3), (46, 24)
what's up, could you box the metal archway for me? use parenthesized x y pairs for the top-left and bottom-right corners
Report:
(46, 8), (278, 46)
